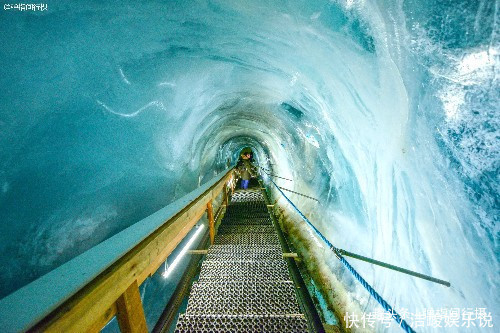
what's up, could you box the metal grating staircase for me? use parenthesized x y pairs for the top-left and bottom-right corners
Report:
(174, 188), (310, 332)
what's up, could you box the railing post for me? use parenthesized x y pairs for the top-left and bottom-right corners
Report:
(222, 183), (228, 206)
(207, 200), (215, 244)
(230, 175), (235, 195)
(116, 280), (148, 333)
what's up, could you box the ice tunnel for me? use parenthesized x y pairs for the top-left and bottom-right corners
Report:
(0, 0), (498, 332)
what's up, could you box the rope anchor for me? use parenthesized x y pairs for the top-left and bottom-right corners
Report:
(338, 249), (451, 287)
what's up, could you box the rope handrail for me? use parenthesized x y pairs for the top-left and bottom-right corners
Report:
(263, 174), (416, 333)
(277, 186), (319, 202)
(257, 166), (293, 181)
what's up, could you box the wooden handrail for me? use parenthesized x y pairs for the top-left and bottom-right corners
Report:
(0, 168), (234, 332)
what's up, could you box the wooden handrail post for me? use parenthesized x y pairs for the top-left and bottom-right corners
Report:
(222, 183), (229, 206)
(207, 200), (215, 244)
(116, 280), (148, 333)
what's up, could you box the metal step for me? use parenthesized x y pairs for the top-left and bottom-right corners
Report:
(217, 225), (276, 234)
(227, 200), (267, 206)
(198, 260), (290, 282)
(226, 200), (267, 205)
(230, 191), (265, 203)
(175, 314), (309, 333)
(186, 281), (301, 315)
(214, 233), (280, 245)
(206, 245), (283, 261)
(223, 211), (270, 219)
(221, 217), (272, 225)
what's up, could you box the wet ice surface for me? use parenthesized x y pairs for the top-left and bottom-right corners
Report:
(0, 0), (498, 331)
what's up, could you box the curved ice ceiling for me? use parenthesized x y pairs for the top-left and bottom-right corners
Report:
(0, 0), (498, 329)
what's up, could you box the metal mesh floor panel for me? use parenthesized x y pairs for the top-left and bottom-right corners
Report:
(223, 211), (271, 219)
(217, 225), (276, 234)
(214, 233), (280, 245)
(230, 190), (265, 203)
(207, 244), (283, 254)
(225, 202), (268, 210)
(221, 217), (272, 225)
(198, 260), (290, 281)
(175, 314), (309, 333)
(205, 251), (283, 261)
(186, 281), (301, 315)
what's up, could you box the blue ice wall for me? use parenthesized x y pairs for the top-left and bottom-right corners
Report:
(0, 0), (498, 331)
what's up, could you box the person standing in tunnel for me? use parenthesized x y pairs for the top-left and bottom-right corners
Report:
(236, 148), (257, 189)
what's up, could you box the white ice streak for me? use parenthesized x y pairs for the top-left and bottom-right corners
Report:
(158, 81), (176, 87)
(118, 67), (131, 85)
(97, 99), (166, 118)
(310, 12), (321, 20)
